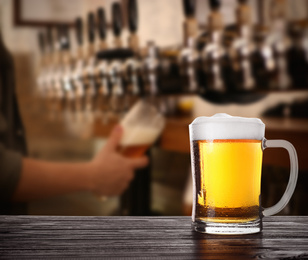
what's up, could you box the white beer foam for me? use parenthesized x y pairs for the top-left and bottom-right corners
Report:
(119, 99), (165, 146)
(189, 113), (265, 141)
(120, 126), (161, 146)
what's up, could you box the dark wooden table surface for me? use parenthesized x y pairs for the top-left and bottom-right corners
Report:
(0, 216), (307, 259)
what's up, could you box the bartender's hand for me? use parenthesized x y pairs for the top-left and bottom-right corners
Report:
(89, 125), (149, 196)
(12, 125), (148, 202)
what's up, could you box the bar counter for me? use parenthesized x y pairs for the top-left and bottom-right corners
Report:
(0, 216), (307, 259)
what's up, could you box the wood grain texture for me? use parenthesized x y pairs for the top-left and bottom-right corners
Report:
(0, 216), (308, 259)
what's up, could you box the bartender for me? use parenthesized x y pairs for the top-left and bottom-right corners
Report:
(0, 30), (148, 214)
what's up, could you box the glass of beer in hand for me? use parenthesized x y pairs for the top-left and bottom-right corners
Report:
(119, 100), (165, 158)
(189, 113), (298, 235)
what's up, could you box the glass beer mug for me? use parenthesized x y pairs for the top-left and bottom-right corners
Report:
(189, 113), (298, 234)
(119, 100), (165, 158)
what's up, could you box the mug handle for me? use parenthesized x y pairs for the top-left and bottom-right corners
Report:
(262, 139), (298, 217)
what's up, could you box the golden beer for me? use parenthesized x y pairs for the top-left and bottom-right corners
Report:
(119, 126), (159, 158)
(190, 113), (298, 234)
(118, 144), (150, 158)
(193, 139), (263, 223)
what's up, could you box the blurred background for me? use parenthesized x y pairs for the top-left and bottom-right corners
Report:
(0, 0), (308, 216)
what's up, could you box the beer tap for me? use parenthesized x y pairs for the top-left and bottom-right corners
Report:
(97, 8), (108, 51)
(201, 0), (226, 95)
(75, 17), (84, 61)
(87, 12), (96, 57)
(127, 0), (139, 53)
(251, 0), (276, 90)
(143, 41), (159, 98)
(112, 2), (123, 48)
(60, 25), (75, 121)
(95, 8), (111, 123)
(72, 17), (85, 122)
(182, 0), (198, 46)
(109, 60), (125, 119)
(108, 3), (126, 119)
(123, 0), (142, 109)
(251, 25), (276, 89)
(269, 0), (291, 89)
(83, 12), (97, 122)
(231, 0), (255, 92)
(50, 25), (67, 120)
(180, 0), (199, 93)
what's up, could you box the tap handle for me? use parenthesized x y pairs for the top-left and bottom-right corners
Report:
(128, 0), (138, 33)
(97, 8), (107, 40)
(112, 3), (122, 37)
(209, 0), (221, 10)
(87, 12), (96, 43)
(75, 17), (83, 46)
(183, 0), (196, 17)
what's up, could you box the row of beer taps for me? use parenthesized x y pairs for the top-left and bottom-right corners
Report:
(36, 0), (308, 124)
(37, 2), (130, 123)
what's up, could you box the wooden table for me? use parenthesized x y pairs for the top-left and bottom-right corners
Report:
(0, 216), (307, 259)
